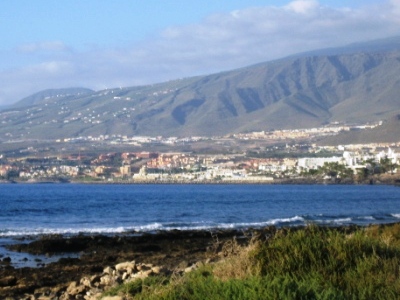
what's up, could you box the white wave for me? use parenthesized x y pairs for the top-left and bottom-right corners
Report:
(0, 216), (312, 237)
(133, 223), (164, 231)
(312, 217), (353, 225)
(333, 218), (352, 224)
(392, 214), (400, 219)
(0, 226), (131, 237)
(266, 215), (305, 225)
(360, 216), (375, 220)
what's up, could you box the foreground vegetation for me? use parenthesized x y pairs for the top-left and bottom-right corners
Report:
(104, 224), (400, 299)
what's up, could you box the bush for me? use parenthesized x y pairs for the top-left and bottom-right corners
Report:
(255, 225), (400, 298)
(104, 224), (400, 299)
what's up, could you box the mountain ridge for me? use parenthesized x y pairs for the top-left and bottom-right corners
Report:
(12, 87), (94, 108)
(1, 36), (400, 141)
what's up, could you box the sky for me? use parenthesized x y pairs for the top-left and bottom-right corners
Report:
(0, 0), (399, 105)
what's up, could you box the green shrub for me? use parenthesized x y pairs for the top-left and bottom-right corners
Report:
(254, 225), (400, 298)
(103, 224), (400, 299)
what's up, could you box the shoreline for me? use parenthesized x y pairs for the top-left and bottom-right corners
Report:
(1, 223), (398, 299)
(1, 175), (400, 185)
(0, 228), (253, 298)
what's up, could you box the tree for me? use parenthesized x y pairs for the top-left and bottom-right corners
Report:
(365, 159), (378, 175)
(357, 167), (370, 182)
(6, 169), (19, 180)
(321, 162), (353, 180)
(379, 156), (398, 175)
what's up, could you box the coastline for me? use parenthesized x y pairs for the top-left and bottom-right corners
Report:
(1, 223), (398, 299)
(1, 173), (400, 186)
(0, 228), (253, 299)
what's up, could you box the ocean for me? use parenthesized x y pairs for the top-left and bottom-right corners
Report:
(1, 183), (399, 267)
(1, 183), (399, 236)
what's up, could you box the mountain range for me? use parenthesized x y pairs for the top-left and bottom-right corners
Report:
(1, 36), (400, 142)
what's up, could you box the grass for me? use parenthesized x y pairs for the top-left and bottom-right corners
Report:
(103, 223), (400, 299)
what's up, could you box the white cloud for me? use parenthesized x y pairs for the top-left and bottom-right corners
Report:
(390, 0), (400, 20)
(284, 0), (319, 14)
(0, 0), (400, 105)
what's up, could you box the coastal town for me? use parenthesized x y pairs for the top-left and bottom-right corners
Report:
(1, 123), (399, 184)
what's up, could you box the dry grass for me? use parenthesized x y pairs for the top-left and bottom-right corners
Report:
(212, 237), (260, 281)
(104, 224), (400, 299)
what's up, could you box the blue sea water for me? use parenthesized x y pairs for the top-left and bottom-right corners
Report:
(0, 183), (399, 237)
(0, 183), (399, 268)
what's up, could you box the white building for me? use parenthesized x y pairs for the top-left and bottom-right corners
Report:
(297, 157), (343, 170)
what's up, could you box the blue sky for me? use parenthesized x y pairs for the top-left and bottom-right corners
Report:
(0, 0), (399, 105)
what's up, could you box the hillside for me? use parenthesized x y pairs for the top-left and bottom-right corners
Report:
(319, 114), (400, 145)
(12, 88), (94, 108)
(0, 37), (400, 140)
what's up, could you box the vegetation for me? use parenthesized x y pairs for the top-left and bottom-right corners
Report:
(103, 223), (400, 299)
(246, 149), (341, 159)
(300, 162), (354, 181)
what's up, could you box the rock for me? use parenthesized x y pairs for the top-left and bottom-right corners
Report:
(50, 284), (65, 295)
(33, 286), (51, 295)
(84, 292), (103, 300)
(131, 269), (153, 280)
(115, 261), (135, 272)
(2, 256), (11, 263)
(66, 281), (86, 296)
(136, 263), (152, 271)
(100, 275), (113, 286)
(59, 293), (73, 300)
(90, 274), (101, 285)
(103, 266), (114, 275)
(196, 261), (205, 268)
(151, 266), (161, 274)
(101, 296), (124, 300)
(122, 272), (129, 281)
(184, 264), (197, 273)
(36, 296), (53, 300)
(177, 260), (189, 270)
(80, 276), (92, 288)
(0, 275), (17, 286)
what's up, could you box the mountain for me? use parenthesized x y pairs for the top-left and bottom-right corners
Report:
(319, 114), (400, 145)
(1, 37), (400, 140)
(12, 88), (94, 108)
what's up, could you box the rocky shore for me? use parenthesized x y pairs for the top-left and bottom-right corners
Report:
(0, 228), (263, 299)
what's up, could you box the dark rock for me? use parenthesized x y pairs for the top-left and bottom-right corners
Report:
(90, 265), (103, 273)
(2, 257), (11, 263)
(58, 257), (80, 265)
(0, 228), (252, 299)
(0, 275), (17, 286)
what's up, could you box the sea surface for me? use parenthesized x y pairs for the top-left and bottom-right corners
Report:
(0, 183), (399, 267)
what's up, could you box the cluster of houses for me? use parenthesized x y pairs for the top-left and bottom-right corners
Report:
(1, 146), (398, 183)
